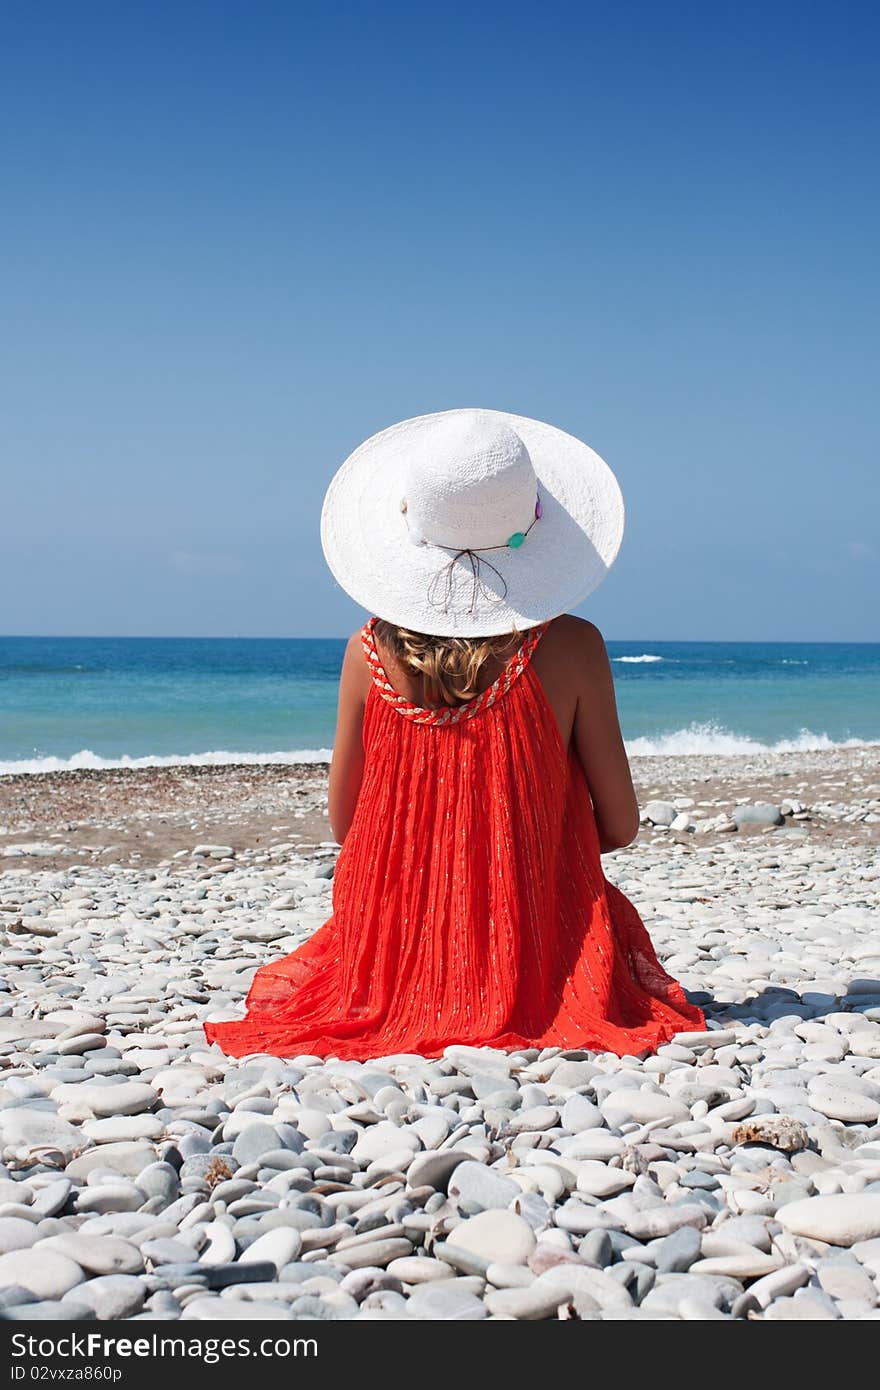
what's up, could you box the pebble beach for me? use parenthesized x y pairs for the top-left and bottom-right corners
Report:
(0, 745), (879, 1322)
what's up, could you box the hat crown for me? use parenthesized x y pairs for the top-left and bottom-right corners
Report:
(403, 410), (537, 550)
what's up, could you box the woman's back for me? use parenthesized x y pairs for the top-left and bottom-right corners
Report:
(367, 612), (641, 857)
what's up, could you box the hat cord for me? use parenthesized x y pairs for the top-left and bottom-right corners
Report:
(426, 548), (510, 616)
(407, 492), (542, 617)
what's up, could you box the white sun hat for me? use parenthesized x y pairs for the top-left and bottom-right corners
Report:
(320, 407), (625, 637)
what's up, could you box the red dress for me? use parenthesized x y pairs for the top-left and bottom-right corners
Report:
(203, 617), (705, 1060)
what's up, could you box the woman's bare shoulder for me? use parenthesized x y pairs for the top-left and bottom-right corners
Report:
(526, 616), (608, 747)
(339, 627), (372, 701)
(542, 613), (607, 661)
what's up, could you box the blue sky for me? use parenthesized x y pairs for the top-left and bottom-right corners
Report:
(2, 0), (877, 640)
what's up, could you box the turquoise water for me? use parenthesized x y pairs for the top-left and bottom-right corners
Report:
(0, 635), (878, 772)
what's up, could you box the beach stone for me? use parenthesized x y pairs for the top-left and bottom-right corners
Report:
(601, 1090), (690, 1126)
(328, 1239), (411, 1269)
(204, 1261), (277, 1289)
(142, 1238), (200, 1266)
(470, 1071), (517, 1100)
(624, 1204), (709, 1241)
(364, 1146), (417, 1178)
(641, 1273), (739, 1317)
(62, 1275), (145, 1320)
(763, 1290), (841, 1320)
(0, 1109), (85, 1159)
(232, 1123), (283, 1166)
(1, 1301), (95, 1322)
(385, 1256), (450, 1285)
(200, 1222), (237, 1265)
(52, 1081), (158, 1117)
(560, 1095), (603, 1132)
(0, 1217), (40, 1253)
(75, 1184), (144, 1215)
(553, 1201), (611, 1236)
(531, 1264), (634, 1313)
(559, 1131), (626, 1162)
(448, 1161), (519, 1212)
(0, 1020), (57, 1044)
(287, 1290), (358, 1319)
(484, 1282), (571, 1318)
(527, 1242), (583, 1276)
(45, 1010), (106, 1033)
(673, 1030), (737, 1051)
(515, 1163), (568, 1203)
(136, 1162), (179, 1204)
(576, 1162), (636, 1198)
(350, 1122), (421, 1165)
(486, 1261), (535, 1289)
(745, 1264), (811, 1309)
(406, 1284), (487, 1320)
(432, 1241), (491, 1277)
(38, 1233), (144, 1275)
(152, 1066), (213, 1100)
(410, 1112), (452, 1149)
(508, 1106), (559, 1132)
(680, 1170), (720, 1192)
(82, 1116), (164, 1142)
(692, 1252), (783, 1279)
(66, 1143), (156, 1180)
(644, 802), (676, 827)
(816, 1260), (877, 1305)
(181, 1152), (239, 1184)
(655, 1226), (702, 1274)
(0, 1249), (84, 1299)
(810, 1090), (880, 1124)
(407, 1151), (466, 1192)
(579, 1230), (614, 1268)
(182, 1297), (293, 1319)
(549, 1061), (599, 1089)
(30, 1179), (72, 1217)
(446, 1210), (536, 1266)
(733, 803), (784, 826)
(238, 1228), (301, 1270)
(710, 1216), (774, 1253)
(338, 1268), (403, 1302)
(779, 1195), (880, 1246)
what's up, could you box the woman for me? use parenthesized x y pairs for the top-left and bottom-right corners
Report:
(204, 408), (705, 1059)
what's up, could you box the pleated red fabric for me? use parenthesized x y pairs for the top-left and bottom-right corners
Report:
(203, 617), (705, 1060)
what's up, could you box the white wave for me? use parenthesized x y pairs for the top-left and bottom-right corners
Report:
(3, 724), (877, 776)
(613, 654), (664, 663)
(626, 722), (879, 757)
(0, 748), (333, 776)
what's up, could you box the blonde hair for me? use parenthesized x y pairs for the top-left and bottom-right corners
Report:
(374, 620), (524, 708)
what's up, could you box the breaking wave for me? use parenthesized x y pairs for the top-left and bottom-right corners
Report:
(0, 748), (333, 775)
(625, 722), (878, 756)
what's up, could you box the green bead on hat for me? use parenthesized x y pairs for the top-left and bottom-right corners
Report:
(507, 531), (526, 548)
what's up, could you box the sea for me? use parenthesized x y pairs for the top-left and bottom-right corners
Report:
(0, 635), (878, 774)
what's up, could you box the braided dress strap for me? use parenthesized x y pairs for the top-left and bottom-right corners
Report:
(360, 616), (549, 726)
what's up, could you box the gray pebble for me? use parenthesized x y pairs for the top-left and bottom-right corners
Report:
(61, 1275), (146, 1320)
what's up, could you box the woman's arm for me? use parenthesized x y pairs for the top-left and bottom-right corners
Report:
(327, 631), (369, 844)
(571, 620), (641, 853)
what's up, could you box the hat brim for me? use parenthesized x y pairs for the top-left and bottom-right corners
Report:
(320, 408), (625, 637)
